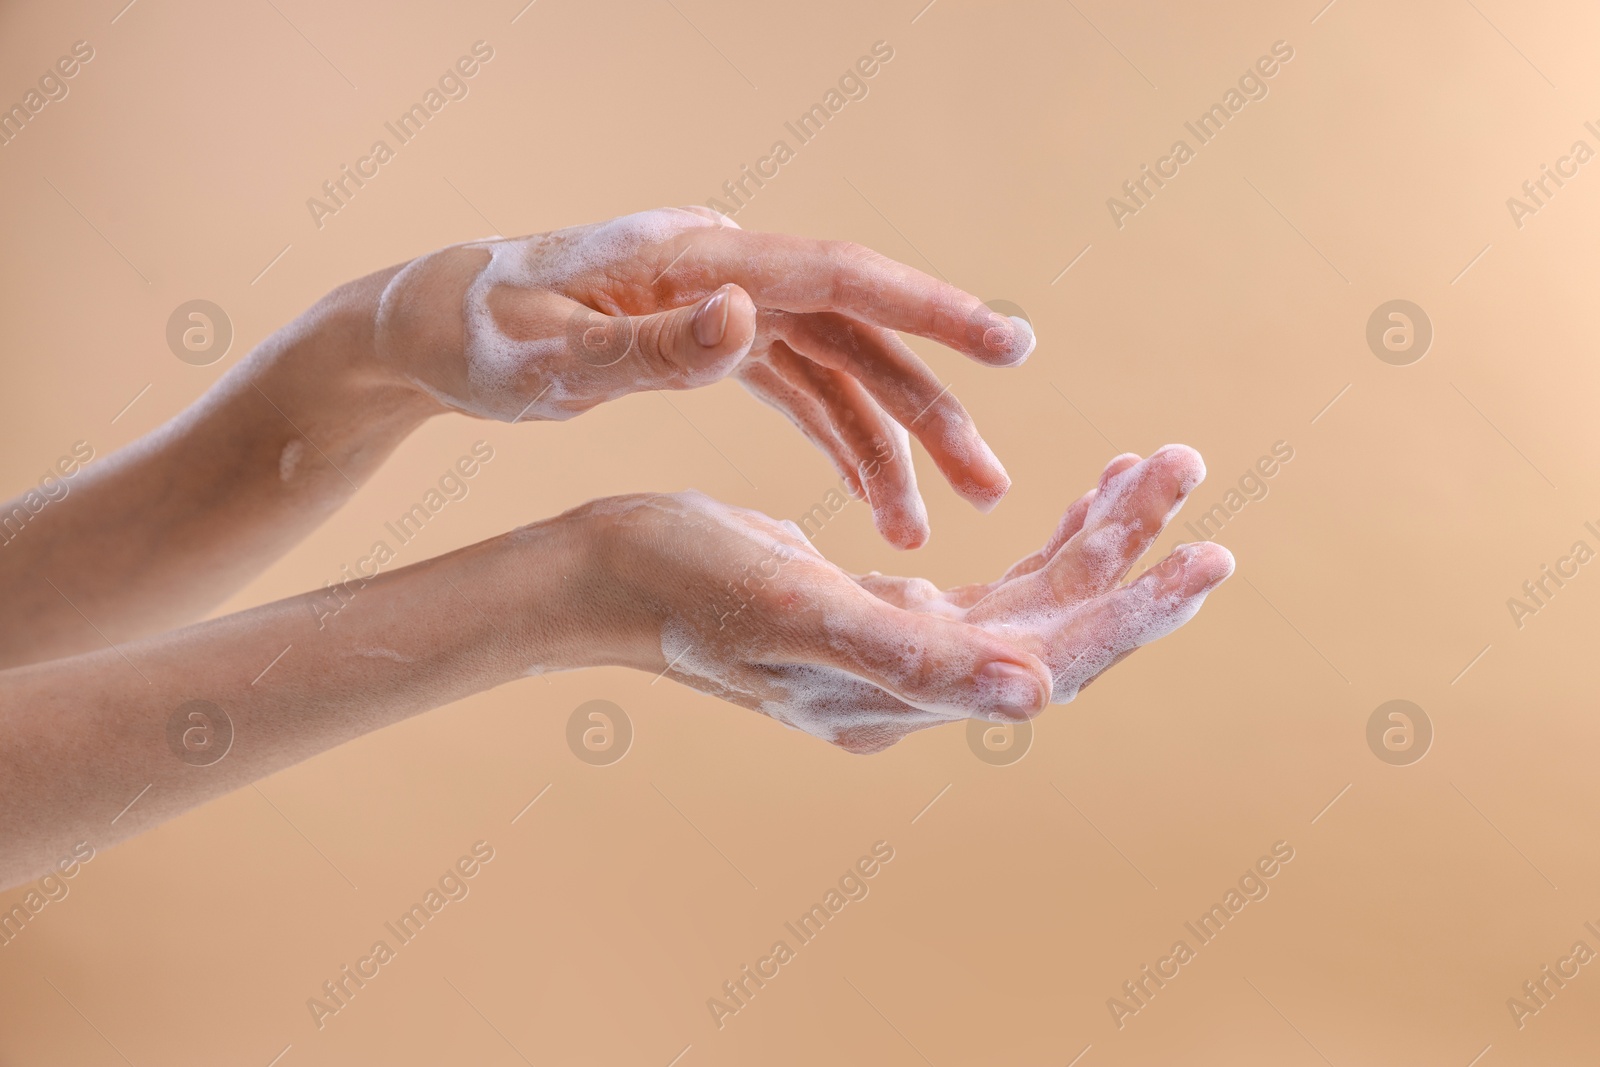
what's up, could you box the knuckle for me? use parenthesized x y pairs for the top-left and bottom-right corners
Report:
(630, 313), (679, 375)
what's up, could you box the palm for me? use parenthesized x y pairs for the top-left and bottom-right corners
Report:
(623, 446), (1231, 753)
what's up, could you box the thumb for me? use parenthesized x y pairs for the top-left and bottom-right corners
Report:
(825, 594), (1054, 722)
(628, 284), (757, 388)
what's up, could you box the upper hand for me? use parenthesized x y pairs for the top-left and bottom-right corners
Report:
(372, 206), (1036, 548)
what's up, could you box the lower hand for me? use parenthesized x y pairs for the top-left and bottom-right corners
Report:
(576, 445), (1232, 753)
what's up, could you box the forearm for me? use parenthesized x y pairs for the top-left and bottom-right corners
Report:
(0, 266), (441, 666)
(0, 512), (611, 891)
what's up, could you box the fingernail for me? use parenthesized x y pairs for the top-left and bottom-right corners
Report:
(978, 661), (1047, 720)
(982, 315), (1036, 365)
(965, 440), (1010, 513)
(693, 288), (729, 347)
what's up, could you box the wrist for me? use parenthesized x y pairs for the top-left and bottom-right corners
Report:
(369, 246), (492, 418)
(298, 266), (447, 427)
(478, 504), (644, 677)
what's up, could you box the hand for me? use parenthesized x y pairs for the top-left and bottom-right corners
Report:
(578, 445), (1233, 753)
(372, 206), (1037, 548)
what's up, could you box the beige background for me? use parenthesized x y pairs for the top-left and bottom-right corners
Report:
(3, 0), (1599, 1062)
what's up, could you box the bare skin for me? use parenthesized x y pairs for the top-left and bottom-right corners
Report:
(0, 208), (1232, 891)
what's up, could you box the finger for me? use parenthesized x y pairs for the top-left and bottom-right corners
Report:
(939, 452), (1142, 609)
(851, 572), (964, 617)
(795, 586), (1053, 722)
(624, 282), (757, 388)
(769, 310), (1010, 511)
(765, 341), (928, 549)
(998, 452), (1142, 583)
(1041, 444), (1205, 599)
(660, 228), (1037, 367)
(1039, 541), (1234, 702)
(736, 359), (864, 499)
(470, 283), (755, 420)
(972, 446), (1204, 621)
